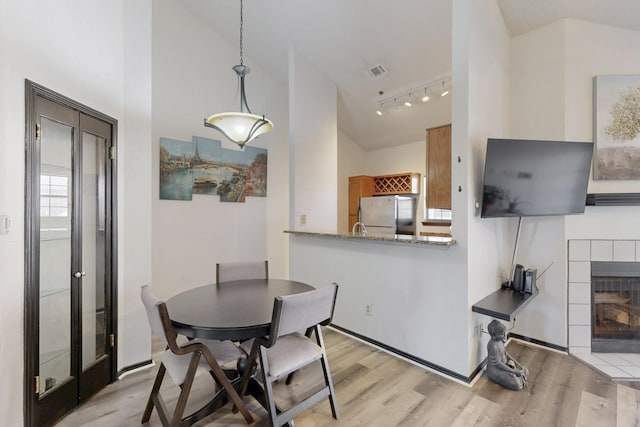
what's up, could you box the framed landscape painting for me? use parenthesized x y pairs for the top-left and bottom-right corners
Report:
(593, 74), (640, 180)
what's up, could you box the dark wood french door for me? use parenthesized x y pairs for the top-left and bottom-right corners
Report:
(24, 81), (118, 426)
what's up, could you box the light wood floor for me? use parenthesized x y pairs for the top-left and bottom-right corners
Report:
(55, 328), (640, 427)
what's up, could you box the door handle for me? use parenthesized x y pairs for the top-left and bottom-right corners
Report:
(74, 271), (86, 278)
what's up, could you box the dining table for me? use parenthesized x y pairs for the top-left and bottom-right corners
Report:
(166, 278), (315, 426)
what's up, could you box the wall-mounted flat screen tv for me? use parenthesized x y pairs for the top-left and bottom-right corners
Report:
(480, 138), (593, 218)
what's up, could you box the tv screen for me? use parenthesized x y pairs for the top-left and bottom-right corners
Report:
(480, 138), (593, 218)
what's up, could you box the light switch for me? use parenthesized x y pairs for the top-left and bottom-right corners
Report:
(0, 215), (10, 235)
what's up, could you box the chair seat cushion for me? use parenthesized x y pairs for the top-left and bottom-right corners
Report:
(264, 333), (323, 379)
(162, 339), (244, 385)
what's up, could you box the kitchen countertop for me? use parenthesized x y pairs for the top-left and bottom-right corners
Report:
(284, 230), (456, 246)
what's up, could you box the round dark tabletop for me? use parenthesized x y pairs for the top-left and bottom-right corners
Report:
(166, 278), (314, 341)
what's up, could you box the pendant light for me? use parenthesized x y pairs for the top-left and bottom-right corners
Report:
(204, 0), (273, 148)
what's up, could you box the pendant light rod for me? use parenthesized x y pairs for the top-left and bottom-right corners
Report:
(234, 64), (251, 113)
(239, 0), (244, 66)
(204, 0), (273, 148)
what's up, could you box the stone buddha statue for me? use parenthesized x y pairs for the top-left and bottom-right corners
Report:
(486, 319), (529, 390)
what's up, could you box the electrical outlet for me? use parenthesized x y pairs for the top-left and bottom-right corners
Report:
(0, 215), (9, 235)
(475, 322), (484, 338)
(365, 303), (373, 316)
(300, 214), (307, 225)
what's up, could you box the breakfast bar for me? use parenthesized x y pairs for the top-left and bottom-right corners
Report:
(285, 229), (473, 381)
(284, 230), (456, 247)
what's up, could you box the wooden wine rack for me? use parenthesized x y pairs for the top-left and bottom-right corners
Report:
(373, 172), (420, 195)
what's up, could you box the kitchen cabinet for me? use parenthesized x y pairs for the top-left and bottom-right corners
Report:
(426, 124), (451, 211)
(373, 172), (420, 195)
(348, 175), (374, 231)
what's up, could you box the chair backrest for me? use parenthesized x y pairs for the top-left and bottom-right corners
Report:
(141, 285), (176, 347)
(216, 260), (269, 284)
(266, 283), (338, 347)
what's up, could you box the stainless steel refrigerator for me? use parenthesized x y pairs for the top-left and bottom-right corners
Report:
(359, 195), (417, 235)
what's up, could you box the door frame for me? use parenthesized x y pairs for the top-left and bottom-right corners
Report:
(24, 80), (118, 426)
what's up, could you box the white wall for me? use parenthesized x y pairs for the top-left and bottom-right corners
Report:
(508, 19), (640, 347)
(453, 0), (511, 372)
(289, 50), (338, 233)
(151, 0), (290, 299)
(290, 235), (471, 376)
(0, 0), (153, 424)
(566, 207), (640, 240)
(120, 0), (154, 371)
(337, 130), (367, 233)
(507, 21), (571, 347)
(509, 22), (567, 140)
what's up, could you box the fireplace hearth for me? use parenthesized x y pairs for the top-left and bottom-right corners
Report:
(591, 261), (640, 353)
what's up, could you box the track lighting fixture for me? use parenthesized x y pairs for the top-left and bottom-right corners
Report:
(374, 76), (450, 116)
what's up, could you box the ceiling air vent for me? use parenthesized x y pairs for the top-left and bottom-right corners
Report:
(366, 64), (388, 79)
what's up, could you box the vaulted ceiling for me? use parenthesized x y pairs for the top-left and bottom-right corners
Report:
(178, 0), (640, 151)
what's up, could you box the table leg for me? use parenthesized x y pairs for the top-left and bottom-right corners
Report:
(180, 374), (294, 427)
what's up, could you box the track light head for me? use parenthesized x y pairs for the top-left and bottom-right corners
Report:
(404, 95), (412, 107)
(440, 81), (449, 97)
(422, 88), (430, 102)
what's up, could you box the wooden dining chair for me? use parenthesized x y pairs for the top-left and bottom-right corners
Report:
(216, 260), (269, 284)
(239, 283), (339, 427)
(140, 285), (254, 426)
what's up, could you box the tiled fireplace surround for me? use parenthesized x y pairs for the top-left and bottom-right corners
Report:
(568, 239), (640, 379)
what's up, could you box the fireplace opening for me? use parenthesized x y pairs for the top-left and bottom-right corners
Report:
(591, 261), (640, 353)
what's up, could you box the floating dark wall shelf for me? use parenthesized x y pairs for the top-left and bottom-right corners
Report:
(586, 193), (640, 206)
(472, 288), (538, 322)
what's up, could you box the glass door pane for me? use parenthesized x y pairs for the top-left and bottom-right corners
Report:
(39, 117), (73, 396)
(81, 132), (107, 370)
(26, 83), (116, 426)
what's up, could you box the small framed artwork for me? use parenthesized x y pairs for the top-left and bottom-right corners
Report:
(593, 74), (640, 180)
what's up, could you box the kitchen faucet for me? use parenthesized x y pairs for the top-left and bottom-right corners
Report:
(351, 221), (367, 235)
